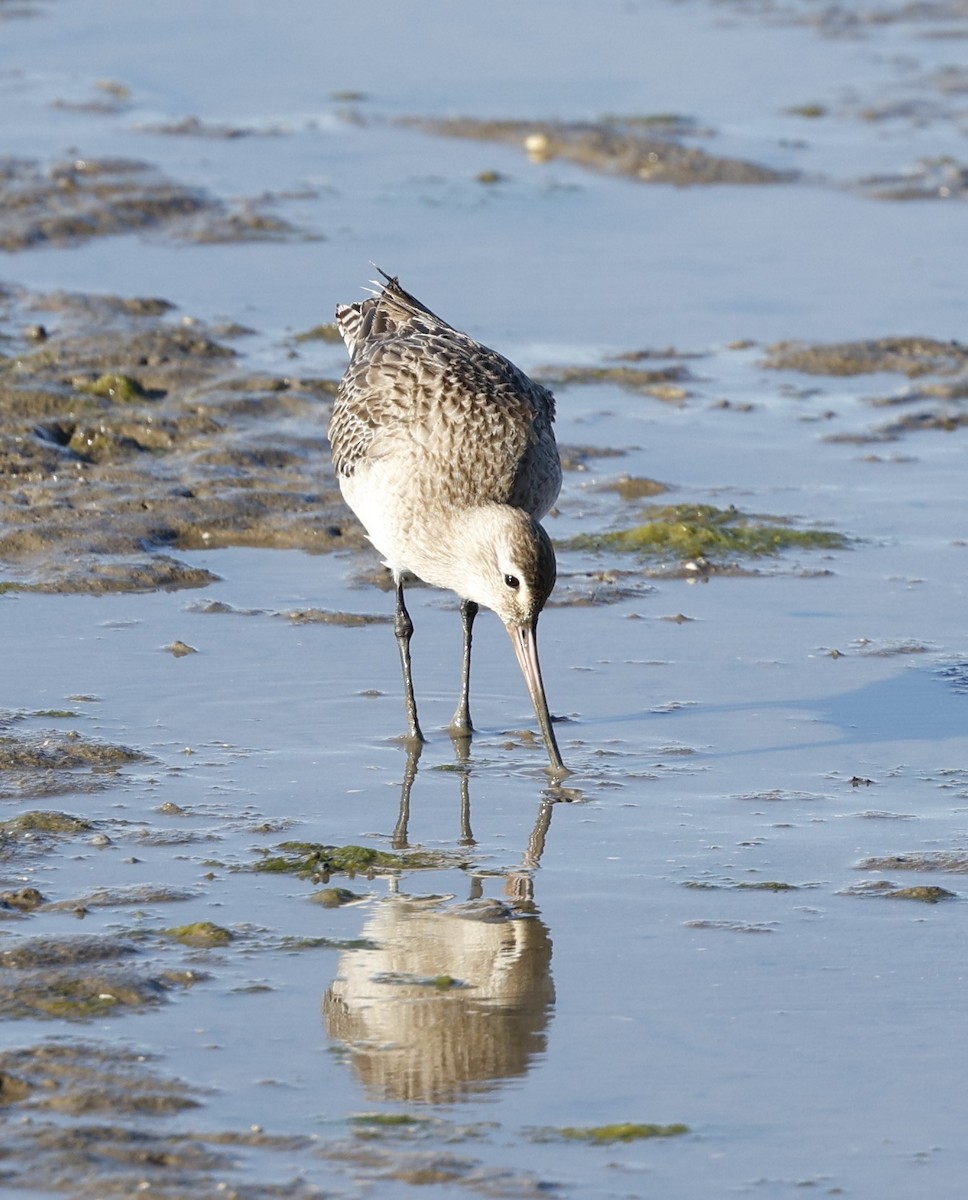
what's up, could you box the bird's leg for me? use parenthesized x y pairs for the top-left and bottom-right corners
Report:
(449, 598), (479, 737)
(394, 578), (425, 744)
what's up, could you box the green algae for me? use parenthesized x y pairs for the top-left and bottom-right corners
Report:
(842, 880), (957, 902)
(610, 476), (670, 500)
(309, 887), (365, 907)
(249, 841), (455, 878)
(567, 503), (847, 562)
(293, 322), (343, 343)
(883, 885), (956, 903)
(162, 922), (234, 947)
(30, 989), (123, 1020)
(786, 103), (828, 118)
(363, 968), (470, 989)
(537, 362), (692, 396)
(75, 372), (148, 403)
(0, 811), (93, 836)
(683, 879), (799, 891)
(735, 881), (799, 891)
(554, 1122), (690, 1143)
(350, 1113), (426, 1128)
(279, 935), (378, 951)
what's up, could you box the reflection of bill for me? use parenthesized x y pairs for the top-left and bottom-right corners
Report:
(323, 889), (554, 1104)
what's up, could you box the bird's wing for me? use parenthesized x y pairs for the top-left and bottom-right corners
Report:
(329, 277), (558, 512)
(329, 347), (415, 478)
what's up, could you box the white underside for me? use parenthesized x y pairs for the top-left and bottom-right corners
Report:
(340, 465), (421, 580)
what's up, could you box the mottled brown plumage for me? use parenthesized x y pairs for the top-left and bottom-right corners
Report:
(329, 272), (566, 774)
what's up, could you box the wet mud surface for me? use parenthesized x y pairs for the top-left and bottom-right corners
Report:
(402, 116), (796, 186)
(0, 156), (310, 252)
(0, 282), (881, 598)
(0, 279), (964, 1195)
(0, 1042), (341, 1199)
(764, 336), (968, 379)
(0, 285), (355, 593)
(764, 335), (968, 440)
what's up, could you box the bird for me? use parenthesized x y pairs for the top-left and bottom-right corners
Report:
(329, 270), (567, 776)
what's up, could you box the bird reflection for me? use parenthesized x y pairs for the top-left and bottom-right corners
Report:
(392, 738), (476, 851)
(323, 744), (559, 1103)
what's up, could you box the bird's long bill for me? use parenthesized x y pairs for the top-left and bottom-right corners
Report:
(507, 620), (568, 777)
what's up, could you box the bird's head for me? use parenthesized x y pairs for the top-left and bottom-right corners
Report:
(458, 506), (556, 626)
(456, 506), (566, 776)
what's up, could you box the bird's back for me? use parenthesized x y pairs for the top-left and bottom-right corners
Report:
(329, 275), (561, 521)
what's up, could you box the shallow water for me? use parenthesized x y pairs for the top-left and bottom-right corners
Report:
(2, 1), (968, 1197)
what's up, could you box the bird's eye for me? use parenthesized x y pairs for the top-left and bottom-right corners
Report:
(504, 574), (520, 589)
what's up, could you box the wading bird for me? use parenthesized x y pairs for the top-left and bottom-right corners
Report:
(329, 272), (567, 775)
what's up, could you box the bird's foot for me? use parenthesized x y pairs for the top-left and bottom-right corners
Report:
(448, 697), (474, 739)
(392, 724), (426, 749)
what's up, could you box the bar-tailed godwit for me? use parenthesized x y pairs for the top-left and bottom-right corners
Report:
(329, 272), (566, 776)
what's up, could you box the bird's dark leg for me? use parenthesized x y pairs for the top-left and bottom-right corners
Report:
(449, 598), (479, 737)
(394, 578), (424, 744)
